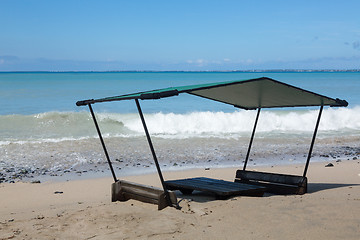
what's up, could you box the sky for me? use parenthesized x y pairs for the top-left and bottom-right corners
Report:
(0, 0), (359, 71)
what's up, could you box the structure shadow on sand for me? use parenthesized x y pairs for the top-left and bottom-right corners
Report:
(307, 183), (360, 193)
(175, 190), (269, 203)
(174, 183), (360, 203)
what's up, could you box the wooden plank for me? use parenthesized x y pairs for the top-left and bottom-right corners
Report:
(167, 178), (259, 194)
(158, 191), (178, 210)
(167, 177), (261, 191)
(236, 170), (306, 185)
(190, 177), (263, 191)
(122, 191), (159, 205)
(235, 179), (307, 195)
(120, 184), (160, 200)
(166, 179), (263, 196)
(111, 180), (178, 210)
(165, 177), (265, 197)
(235, 170), (308, 195)
(119, 180), (165, 194)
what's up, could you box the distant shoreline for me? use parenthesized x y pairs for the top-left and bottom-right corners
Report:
(0, 69), (359, 73)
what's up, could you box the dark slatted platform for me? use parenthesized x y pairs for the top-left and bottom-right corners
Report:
(165, 177), (266, 198)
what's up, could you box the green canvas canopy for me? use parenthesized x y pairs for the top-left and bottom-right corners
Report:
(76, 77), (348, 109)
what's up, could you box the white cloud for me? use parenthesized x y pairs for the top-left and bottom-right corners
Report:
(242, 59), (254, 64)
(195, 59), (206, 64)
(186, 58), (234, 67)
(186, 59), (208, 67)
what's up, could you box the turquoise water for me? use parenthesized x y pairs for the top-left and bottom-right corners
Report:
(0, 71), (359, 115)
(0, 72), (359, 181)
(0, 71), (359, 140)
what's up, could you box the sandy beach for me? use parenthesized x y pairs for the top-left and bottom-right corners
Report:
(1, 159), (359, 240)
(2, 0), (360, 238)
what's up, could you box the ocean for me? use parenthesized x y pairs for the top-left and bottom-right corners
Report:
(0, 72), (359, 182)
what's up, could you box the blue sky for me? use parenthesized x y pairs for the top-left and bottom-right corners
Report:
(0, 0), (359, 71)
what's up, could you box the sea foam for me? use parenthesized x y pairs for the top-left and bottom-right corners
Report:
(0, 107), (359, 142)
(122, 107), (360, 138)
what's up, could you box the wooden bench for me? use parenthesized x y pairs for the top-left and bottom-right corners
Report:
(235, 170), (307, 195)
(111, 180), (178, 210)
(165, 177), (266, 199)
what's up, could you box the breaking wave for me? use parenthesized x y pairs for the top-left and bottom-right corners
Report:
(0, 107), (359, 143)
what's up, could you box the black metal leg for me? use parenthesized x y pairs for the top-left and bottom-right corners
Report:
(88, 104), (117, 182)
(303, 105), (323, 177)
(134, 99), (173, 206)
(243, 108), (261, 171)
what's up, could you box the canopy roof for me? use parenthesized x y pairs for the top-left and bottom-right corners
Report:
(76, 77), (348, 110)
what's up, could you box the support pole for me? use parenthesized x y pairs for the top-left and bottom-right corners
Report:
(135, 99), (172, 205)
(303, 105), (324, 177)
(88, 104), (117, 182)
(243, 108), (261, 171)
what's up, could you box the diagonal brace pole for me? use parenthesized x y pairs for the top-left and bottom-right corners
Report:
(88, 104), (117, 182)
(303, 105), (323, 177)
(243, 108), (261, 171)
(135, 99), (173, 206)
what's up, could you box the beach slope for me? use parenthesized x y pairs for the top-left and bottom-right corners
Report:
(1, 160), (359, 239)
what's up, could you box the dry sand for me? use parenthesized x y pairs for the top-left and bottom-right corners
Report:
(1, 160), (360, 239)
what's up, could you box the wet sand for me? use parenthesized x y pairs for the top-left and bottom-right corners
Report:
(1, 135), (359, 184)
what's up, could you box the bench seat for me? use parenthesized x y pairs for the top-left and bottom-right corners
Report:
(235, 170), (307, 195)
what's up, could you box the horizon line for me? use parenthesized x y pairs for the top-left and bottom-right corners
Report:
(0, 69), (360, 73)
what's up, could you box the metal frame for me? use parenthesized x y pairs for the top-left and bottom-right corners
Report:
(88, 101), (173, 198)
(303, 105), (324, 177)
(134, 99), (172, 206)
(242, 105), (324, 178)
(243, 108), (261, 171)
(88, 104), (117, 183)
(89, 101), (177, 209)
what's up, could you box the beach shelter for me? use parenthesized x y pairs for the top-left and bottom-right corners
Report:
(76, 77), (348, 209)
